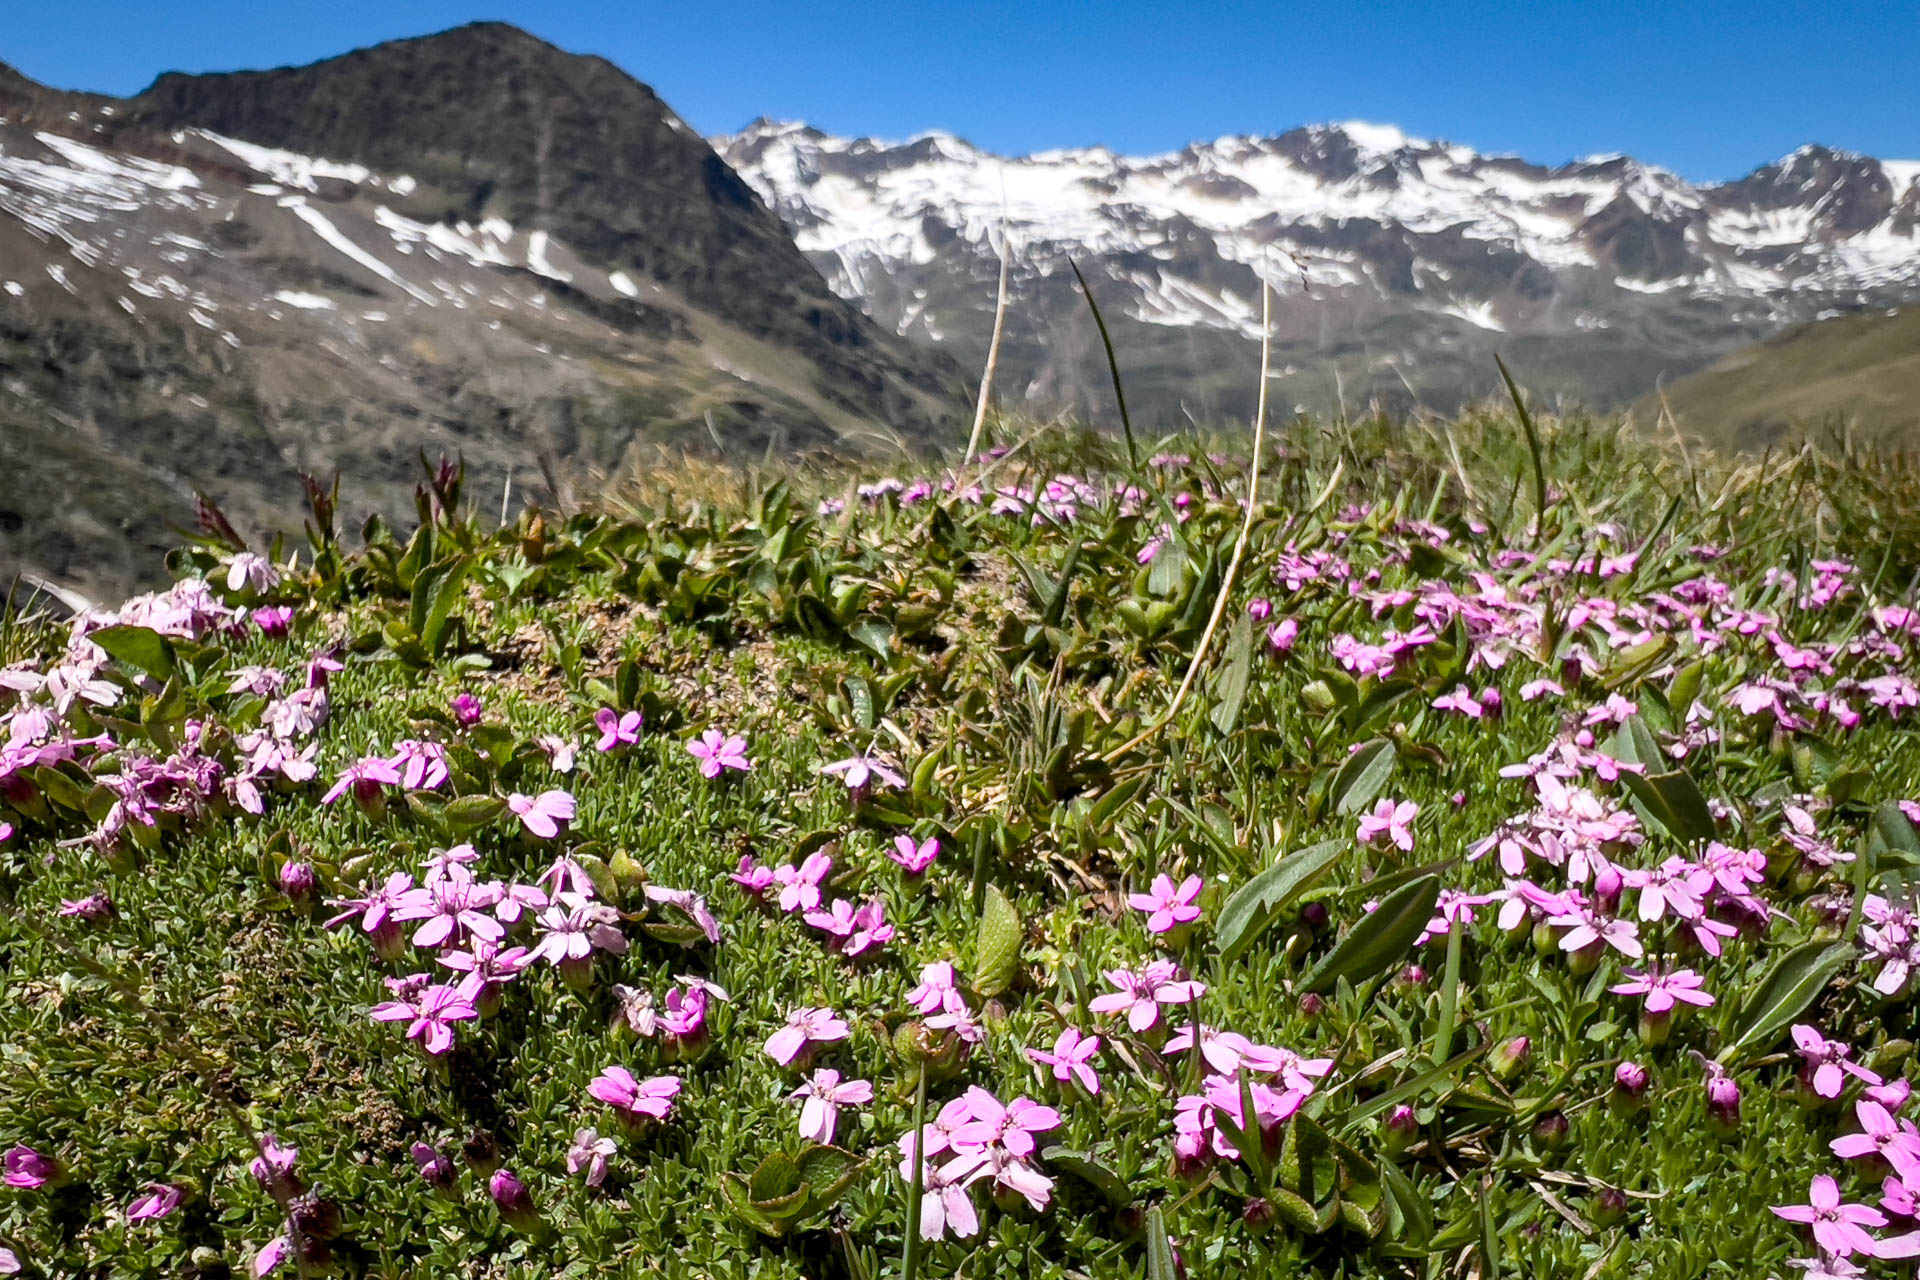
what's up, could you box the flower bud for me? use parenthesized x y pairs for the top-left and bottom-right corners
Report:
(1298, 992), (1325, 1019)
(369, 918), (409, 963)
(1299, 901), (1329, 932)
(411, 1143), (456, 1193)
(452, 693), (483, 728)
(1531, 918), (1562, 956)
(278, 861), (318, 907)
(58, 893), (116, 925)
(1382, 1105), (1418, 1157)
(488, 1168), (538, 1230)
(1591, 864), (1623, 915)
(1590, 1187), (1628, 1227)
(1705, 1073), (1741, 1135)
(1398, 964), (1427, 987)
(1610, 1061), (1649, 1116)
(1241, 1196), (1276, 1234)
(289, 1192), (342, 1241)
(1532, 1109), (1569, 1147)
(461, 1130), (502, 1177)
(1491, 1036), (1530, 1082)
(557, 955), (595, 991)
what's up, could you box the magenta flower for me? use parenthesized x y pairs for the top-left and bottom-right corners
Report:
(821, 752), (906, 791)
(319, 754), (402, 808)
(774, 851), (834, 914)
(369, 981), (478, 1055)
(451, 692), (483, 727)
(888, 834), (941, 874)
(594, 708), (643, 752)
(3, 1146), (58, 1189)
(789, 1068), (875, 1143)
(766, 1006), (851, 1066)
(1832, 1101), (1920, 1178)
(1357, 798), (1419, 851)
(392, 873), (505, 949)
(907, 961), (965, 1015)
(247, 1134), (300, 1199)
(567, 1128), (617, 1188)
(1127, 873), (1203, 935)
(1794, 1025), (1884, 1099)
(687, 729), (752, 778)
(1608, 967), (1714, 1014)
(806, 897), (895, 956)
(528, 894), (628, 976)
(488, 1168), (538, 1229)
(127, 1183), (182, 1222)
(950, 1087), (1062, 1159)
(253, 605), (294, 638)
(731, 854), (776, 896)
(644, 884), (723, 946)
(410, 1143), (456, 1192)
(323, 871), (415, 958)
(387, 739), (450, 792)
(587, 1066), (681, 1124)
(1773, 1175), (1887, 1259)
(1088, 961), (1205, 1032)
(508, 789), (576, 839)
(1026, 1028), (1103, 1093)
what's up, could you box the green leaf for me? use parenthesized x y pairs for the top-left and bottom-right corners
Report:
(1215, 838), (1346, 963)
(748, 1152), (802, 1203)
(1610, 716), (1664, 772)
(719, 1174), (782, 1237)
(1619, 768), (1716, 844)
(848, 617), (895, 661)
(1330, 739), (1396, 816)
(794, 1144), (863, 1206)
(87, 624), (175, 680)
(443, 794), (507, 833)
(1869, 800), (1920, 862)
(1039, 1146), (1132, 1208)
(1301, 875), (1442, 994)
(410, 555), (473, 657)
(973, 883), (1022, 998)
(1728, 941), (1854, 1054)
(1144, 1206), (1178, 1280)
(1208, 613), (1254, 736)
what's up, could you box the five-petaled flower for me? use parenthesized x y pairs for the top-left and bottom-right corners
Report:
(370, 981), (479, 1055)
(1025, 1028), (1103, 1094)
(765, 1006), (851, 1066)
(1773, 1174), (1888, 1259)
(688, 729), (752, 778)
(789, 1068), (874, 1144)
(1127, 874), (1203, 935)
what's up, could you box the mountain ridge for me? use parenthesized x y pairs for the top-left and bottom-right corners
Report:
(718, 117), (1920, 425)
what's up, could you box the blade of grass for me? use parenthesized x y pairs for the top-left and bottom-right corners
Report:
(1495, 354), (1549, 544)
(1068, 257), (1139, 472)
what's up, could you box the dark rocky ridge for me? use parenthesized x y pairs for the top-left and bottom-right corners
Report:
(0, 25), (969, 598)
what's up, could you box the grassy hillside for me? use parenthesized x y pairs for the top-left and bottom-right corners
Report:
(2, 417), (1919, 1277)
(1638, 305), (1920, 449)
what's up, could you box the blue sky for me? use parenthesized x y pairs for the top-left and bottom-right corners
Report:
(6, 1), (1917, 180)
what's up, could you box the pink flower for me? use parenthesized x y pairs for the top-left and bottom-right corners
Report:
(805, 897), (895, 956)
(594, 708), (643, 752)
(3, 1146), (58, 1189)
(450, 692), (483, 727)
(821, 752), (906, 791)
(127, 1183), (183, 1222)
(688, 729), (752, 778)
(789, 1068), (874, 1144)
(950, 1087), (1062, 1159)
(1794, 1025), (1884, 1099)
(1432, 685), (1486, 718)
(766, 1006), (851, 1066)
(1026, 1028), (1102, 1093)
(774, 851), (834, 914)
(319, 755), (402, 807)
(1357, 798), (1419, 851)
(508, 789), (576, 839)
(1267, 618), (1300, 653)
(587, 1066), (681, 1123)
(644, 884), (722, 946)
(1088, 961), (1205, 1032)
(1127, 874), (1203, 935)
(1832, 1101), (1920, 1178)
(370, 982), (478, 1055)
(888, 834), (941, 874)
(907, 961), (965, 1015)
(252, 605), (294, 638)
(731, 854), (776, 896)
(1773, 1174), (1888, 1259)
(567, 1128), (616, 1187)
(1608, 967), (1714, 1015)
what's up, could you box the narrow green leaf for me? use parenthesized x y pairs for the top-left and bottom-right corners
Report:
(1729, 941), (1854, 1054)
(973, 883), (1022, 998)
(1144, 1206), (1177, 1280)
(1330, 739), (1397, 816)
(1208, 613), (1254, 736)
(1302, 875), (1442, 994)
(1620, 768), (1715, 843)
(1215, 838), (1346, 963)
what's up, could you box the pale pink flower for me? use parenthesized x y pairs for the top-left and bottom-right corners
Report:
(507, 789), (575, 839)
(766, 1007), (851, 1066)
(1773, 1174), (1887, 1259)
(687, 729), (751, 778)
(1127, 873), (1203, 935)
(789, 1068), (874, 1144)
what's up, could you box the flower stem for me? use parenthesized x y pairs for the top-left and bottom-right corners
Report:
(899, 1065), (930, 1280)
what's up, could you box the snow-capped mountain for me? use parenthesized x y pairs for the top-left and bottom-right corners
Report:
(719, 119), (1920, 422)
(0, 26), (964, 596)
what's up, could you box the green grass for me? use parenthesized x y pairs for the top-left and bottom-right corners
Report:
(2, 414), (1918, 1278)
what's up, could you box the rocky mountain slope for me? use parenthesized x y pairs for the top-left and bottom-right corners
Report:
(719, 120), (1920, 426)
(0, 24), (966, 598)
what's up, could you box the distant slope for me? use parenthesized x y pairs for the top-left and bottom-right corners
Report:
(1636, 307), (1920, 449)
(0, 24), (966, 598)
